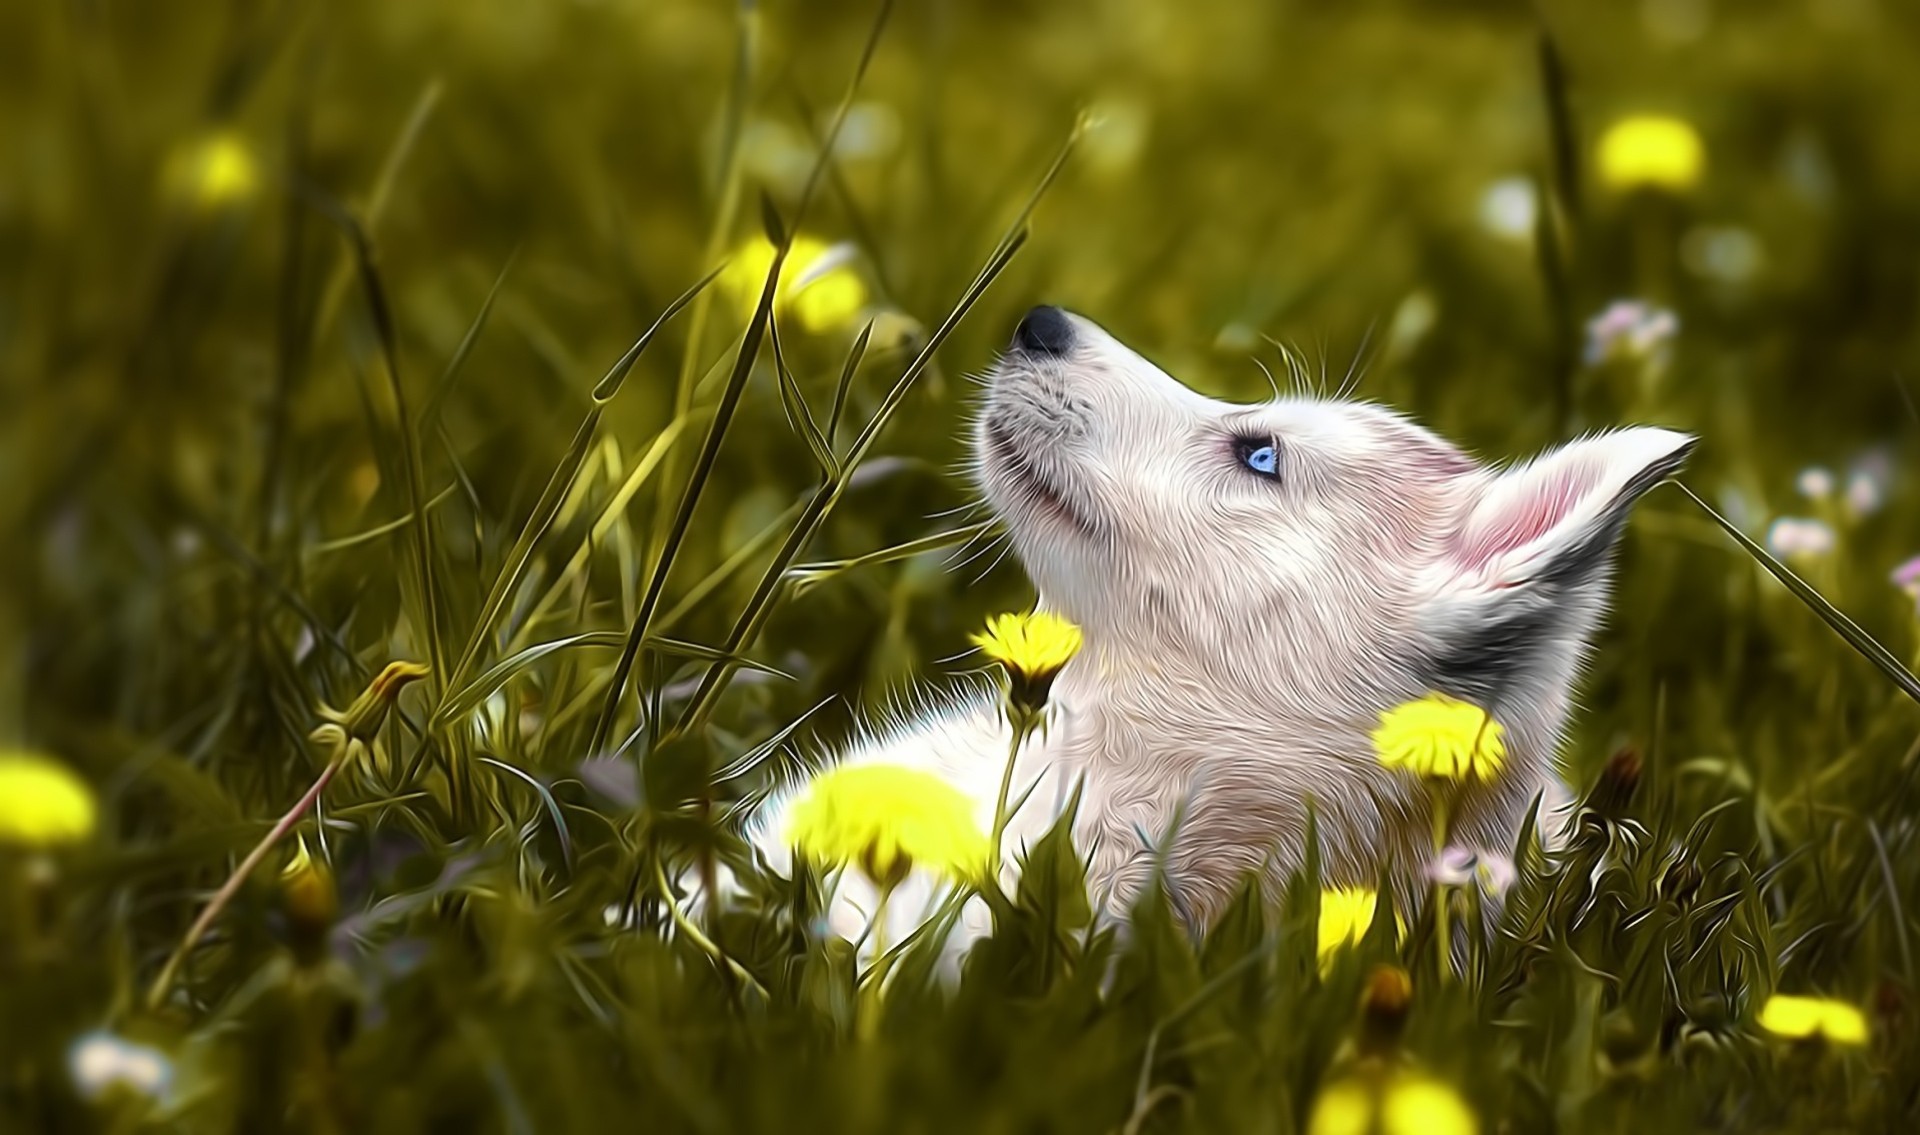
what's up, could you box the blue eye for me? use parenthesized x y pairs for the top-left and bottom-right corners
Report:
(1236, 438), (1281, 479)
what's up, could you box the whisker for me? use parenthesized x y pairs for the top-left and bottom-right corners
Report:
(1337, 317), (1380, 401)
(1253, 356), (1282, 402)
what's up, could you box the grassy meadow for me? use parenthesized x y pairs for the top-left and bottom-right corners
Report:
(5, 0), (1920, 1130)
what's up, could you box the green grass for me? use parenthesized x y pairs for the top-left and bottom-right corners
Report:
(5, 1), (1920, 1131)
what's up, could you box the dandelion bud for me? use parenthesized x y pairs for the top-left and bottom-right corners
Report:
(1589, 745), (1642, 817)
(1659, 857), (1703, 907)
(280, 836), (338, 959)
(1359, 964), (1413, 1055)
(326, 660), (430, 744)
(1599, 1009), (1646, 1067)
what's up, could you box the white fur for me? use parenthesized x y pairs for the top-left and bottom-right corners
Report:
(750, 310), (1692, 963)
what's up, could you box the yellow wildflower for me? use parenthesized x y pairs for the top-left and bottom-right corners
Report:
(1371, 693), (1506, 782)
(1309, 1070), (1477, 1135)
(164, 131), (260, 211)
(1758, 994), (1869, 1046)
(721, 234), (868, 333)
(1318, 886), (1382, 967)
(786, 764), (989, 890)
(972, 610), (1084, 715)
(1597, 115), (1705, 193)
(0, 751), (98, 848)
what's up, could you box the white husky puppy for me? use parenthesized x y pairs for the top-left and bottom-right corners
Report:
(752, 306), (1693, 955)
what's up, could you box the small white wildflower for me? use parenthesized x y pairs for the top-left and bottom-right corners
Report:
(69, 1031), (173, 1102)
(1767, 517), (1836, 559)
(1796, 466), (1836, 502)
(1847, 474), (1883, 518)
(1846, 451), (1891, 518)
(1425, 847), (1518, 898)
(1427, 846), (1478, 887)
(1476, 853), (1518, 897)
(1891, 555), (1920, 600)
(827, 102), (901, 161)
(1477, 177), (1538, 242)
(1681, 225), (1764, 285)
(1584, 300), (1679, 368)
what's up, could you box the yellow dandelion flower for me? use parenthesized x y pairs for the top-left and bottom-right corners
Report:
(1318, 886), (1381, 967)
(1309, 1071), (1477, 1135)
(1308, 1077), (1375, 1135)
(0, 751), (98, 848)
(786, 764), (989, 890)
(972, 610), (1084, 714)
(1758, 994), (1869, 1046)
(720, 234), (868, 333)
(1371, 693), (1506, 782)
(1597, 114), (1705, 194)
(164, 131), (260, 211)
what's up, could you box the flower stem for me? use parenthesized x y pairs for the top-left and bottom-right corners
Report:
(653, 859), (766, 997)
(146, 753), (343, 1011)
(1432, 792), (1451, 983)
(858, 884), (893, 1043)
(989, 713), (1031, 877)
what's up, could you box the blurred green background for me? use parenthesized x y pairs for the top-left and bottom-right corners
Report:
(5, 0), (1920, 1131)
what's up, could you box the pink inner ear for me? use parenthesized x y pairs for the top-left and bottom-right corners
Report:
(1452, 463), (1600, 573)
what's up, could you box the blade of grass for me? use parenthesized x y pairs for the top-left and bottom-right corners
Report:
(444, 267), (720, 701)
(419, 249), (518, 433)
(647, 0), (892, 571)
(476, 755), (574, 873)
(312, 80), (444, 341)
(1678, 483), (1920, 705)
(439, 633), (789, 734)
(303, 197), (449, 713)
(768, 314), (836, 473)
(783, 519), (995, 596)
(669, 227), (1032, 736)
(665, 117), (1080, 734)
(307, 484), (458, 555)
(503, 417), (692, 658)
(657, 496), (809, 634)
(585, 206), (792, 759)
(653, 0), (762, 572)
(1534, 27), (1582, 437)
(826, 320), (873, 449)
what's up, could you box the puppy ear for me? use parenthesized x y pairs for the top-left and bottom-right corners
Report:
(1444, 427), (1695, 596)
(1422, 427), (1695, 701)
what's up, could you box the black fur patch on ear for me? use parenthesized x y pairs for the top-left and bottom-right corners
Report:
(1421, 601), (1564, 707)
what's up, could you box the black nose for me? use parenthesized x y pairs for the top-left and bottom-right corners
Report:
(1013, 305), (1074, 356)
